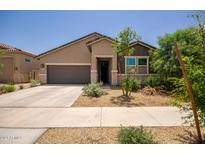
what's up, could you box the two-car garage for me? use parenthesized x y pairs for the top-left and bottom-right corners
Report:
(47, 65), (90, 84)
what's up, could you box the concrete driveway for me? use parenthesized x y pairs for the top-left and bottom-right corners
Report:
(0, 84), (83, 143)
(0, 85), (83, 107)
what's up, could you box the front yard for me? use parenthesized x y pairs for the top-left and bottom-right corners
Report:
(36, 127), (205, 144)
(72, 88), (171, 107)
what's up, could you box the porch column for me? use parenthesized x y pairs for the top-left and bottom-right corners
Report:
(147, 57), (149, 74)
(111, 55), (118, 85)
(91, 56), (97, 82)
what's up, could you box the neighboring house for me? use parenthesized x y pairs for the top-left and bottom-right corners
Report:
(0, 43), (38, 83)
(36, 32), (156, 85)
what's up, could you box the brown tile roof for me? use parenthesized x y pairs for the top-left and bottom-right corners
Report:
(0, 43), (35, 57)
(0, 43), (19, 52)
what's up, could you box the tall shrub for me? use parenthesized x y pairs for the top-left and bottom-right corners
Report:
(112, 27), (140, 97)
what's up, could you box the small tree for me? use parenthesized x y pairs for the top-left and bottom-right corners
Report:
(191, 14), (205, 55)
(112, 27), (140, 97)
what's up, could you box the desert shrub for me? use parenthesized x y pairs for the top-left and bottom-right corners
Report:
(118, 126), (156, 144)
(145, 75), (161, 88)
(30, 80), (41, 87)
(121, 77), (140, 96)
(0, 84), (16, 93)
(145, 76), (179, 91)
(121, 77), (133, 97)
(83, 82), (104, 97)
(131, 78), (141, 91)
(19, 85), (24, 89)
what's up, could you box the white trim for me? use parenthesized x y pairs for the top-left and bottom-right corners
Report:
(111, 70), (118, 73)
(39, 74), (47, 76)
(45, 63), (91, 66)
(118, 74), (151, 76)
(94, 55), (114, 58)
(91, 70), (97, 73)
(124, 56), (149, 58)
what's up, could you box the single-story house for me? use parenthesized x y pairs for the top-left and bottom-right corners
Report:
(0, 43), (38, 83)
(36, 32), (156, 85)
(0, 32), (156, 85)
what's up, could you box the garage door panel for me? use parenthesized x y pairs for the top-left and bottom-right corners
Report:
(47, 65), (90, 84)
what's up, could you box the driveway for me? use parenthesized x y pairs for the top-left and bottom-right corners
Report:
(0, 84), (83, 143)
(0, 85), (83, 107)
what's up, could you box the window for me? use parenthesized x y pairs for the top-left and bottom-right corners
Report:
(25, 58), (31, 62)
(126, 57), (137, 74)
(138, 58), (147, 65)
(125, 56), (148, 74)
(127, 58), (136, 66)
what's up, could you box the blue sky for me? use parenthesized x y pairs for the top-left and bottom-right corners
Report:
(0, 10), (204, 55)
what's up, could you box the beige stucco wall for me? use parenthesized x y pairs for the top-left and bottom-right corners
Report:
(0, 54), (14, 83)
(38, 34), (100, 83)
(0, 52), (36, 83)
(14, 53), (38, 82)
(90, 39), (118, 85)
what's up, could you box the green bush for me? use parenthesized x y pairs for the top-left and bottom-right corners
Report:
(121, 77), (134, 97)
(121, 77), (140, 96)
(0, 84), (16, 93)
(131, 78), (140, 91)
(145, 76), (178, 91)
(30, 80), (41, 87)
(83, 82), (104, 97)
(145, 75), (161, 88)
(118, 126), (156, 144)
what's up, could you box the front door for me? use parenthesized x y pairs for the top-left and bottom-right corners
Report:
(99, 61), (109, 84)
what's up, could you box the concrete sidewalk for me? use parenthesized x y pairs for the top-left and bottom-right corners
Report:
(0, 128), (46, 144)
(0, 107), (184, 128)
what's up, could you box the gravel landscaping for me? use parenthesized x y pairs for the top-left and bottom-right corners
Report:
(72, 89), (171, 107)
(36, 127), (205, 144)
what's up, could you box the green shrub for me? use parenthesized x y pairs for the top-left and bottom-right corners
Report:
(118, 126), (156, 144)
(131, 78), (140, 91)
(145, 76), (178, 91)
(121, 77), (134, 97)
(145, 75), (161, 88)
(19, 85), (24, 90)
(83, 82), (104, 97)
(30, 80), (41, 87)
(0, 84), (16, 93)
(121, 77), (140, 96)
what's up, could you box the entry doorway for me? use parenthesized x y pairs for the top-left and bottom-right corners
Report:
(98, 59), (110, 84)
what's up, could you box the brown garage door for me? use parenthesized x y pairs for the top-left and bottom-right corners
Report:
(47, 65), (90, 84)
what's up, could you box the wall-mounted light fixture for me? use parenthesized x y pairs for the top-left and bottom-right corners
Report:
(40, 64), (45, 69)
